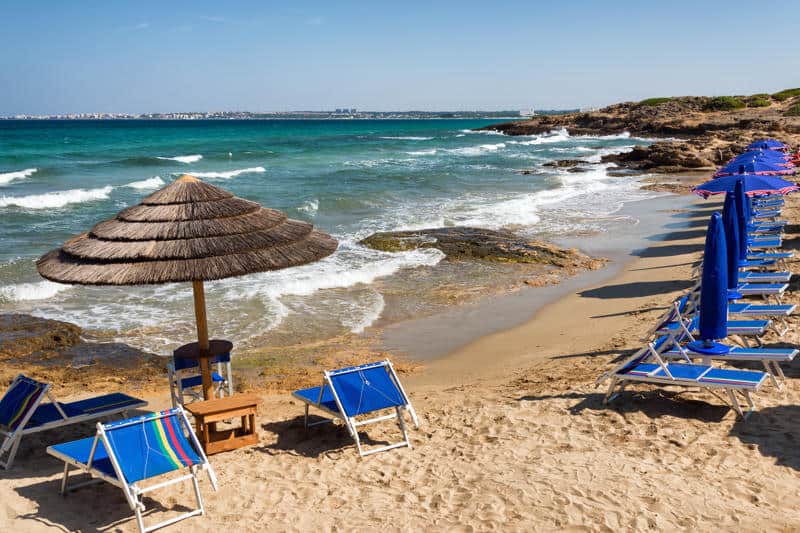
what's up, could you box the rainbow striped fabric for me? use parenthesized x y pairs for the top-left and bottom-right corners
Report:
(105, 409), (201, 483)
(0, 377), (46, 432)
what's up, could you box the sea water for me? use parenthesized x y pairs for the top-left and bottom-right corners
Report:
(0, 119), (660, 353)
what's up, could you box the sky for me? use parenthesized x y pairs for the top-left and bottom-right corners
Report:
(1, 0), (798, 114)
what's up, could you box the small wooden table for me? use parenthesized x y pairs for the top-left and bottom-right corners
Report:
(185, 394), (260, 455)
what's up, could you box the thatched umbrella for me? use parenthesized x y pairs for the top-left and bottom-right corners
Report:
(37, 175), (337, 399)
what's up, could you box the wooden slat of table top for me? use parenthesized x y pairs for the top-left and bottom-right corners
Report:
(184, 394), (261, 417)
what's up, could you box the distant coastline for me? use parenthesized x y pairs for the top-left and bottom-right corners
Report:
(1, 109), (577, 121)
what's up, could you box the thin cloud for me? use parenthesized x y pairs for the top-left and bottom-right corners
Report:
(307, 16), (324, 26)
(134, 22), (150, 30)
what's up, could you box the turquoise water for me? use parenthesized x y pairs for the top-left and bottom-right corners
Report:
(0, 119), (655, 352)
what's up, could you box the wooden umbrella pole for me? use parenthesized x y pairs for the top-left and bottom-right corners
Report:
(192, 280), (213, 400)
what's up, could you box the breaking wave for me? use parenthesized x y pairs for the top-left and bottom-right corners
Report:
(157, 154), (203, 164)
(184, 166), (266, 179)
(125, 176), (165, 189)
(0, 280), (69, 302)
(0, 168), (37, 186)
(0, 186), (114, 209)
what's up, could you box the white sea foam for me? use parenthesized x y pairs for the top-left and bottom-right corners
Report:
(0, 281), (69, 302)
(406, 149), (437, 156)
(447, 143), (506, 156)
(340, 291), (385, 334)
(506, 128), (571, 145)
(125, 176), (165, 189)
(0, 168), (37, 186)
(459, 129), (505, 136)
(585, 145), (636, 163)
(0, 186), (113, 209)
(186, 166), (266, 179)
(379, 136), (433, 141)
(298, 198), (319, 216)
(157, 154), (203, 164)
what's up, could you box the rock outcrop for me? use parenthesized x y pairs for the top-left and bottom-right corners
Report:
(480, 94), (800, 174)
(360, 227), (605, 270)
(0, 313), (81, 360)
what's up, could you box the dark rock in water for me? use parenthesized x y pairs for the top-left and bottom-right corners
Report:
(0, 314), (81, 360)
(602, 142), (713, 173)
(360, 227), (605, 269)
(543, 159), (588, 168)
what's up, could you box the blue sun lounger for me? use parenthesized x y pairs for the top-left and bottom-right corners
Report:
(597, 338), (767, 418)
(47, 407), (217, 533)
(654, 298), (770, 345)
(292, 360), (419, 456)
(739, 270), (792, 283)
(663, 340), (798, 388)
(0, 375), (146, 470)
(729, 302), (796, 335)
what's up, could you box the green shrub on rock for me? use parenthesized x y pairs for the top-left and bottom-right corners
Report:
(702, 96), (746, 111)
(772, 88), (800, 101)
(638, 97), (672, 107)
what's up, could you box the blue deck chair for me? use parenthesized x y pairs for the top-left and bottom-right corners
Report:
(738, 270), (792, 283)
(728, 301), (796, 335)
(292, 360), (419, 456)
(168, 350), (233, 407)
(0, 375), (146, 470)
(663, 340), (797, 388)
(596, 338), (767, 418)
(47, 407), (217, 533)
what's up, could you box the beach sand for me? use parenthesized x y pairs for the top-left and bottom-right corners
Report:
(2, 190), (800, 532)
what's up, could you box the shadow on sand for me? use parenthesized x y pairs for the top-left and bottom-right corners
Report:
(730, 405), (800, 471)
(517, 390), (731, 423)
(257, 415), (390, 458)
(578, 279), (694, 299)
(15, 476), (193, 533)
(633, 242), (705, 258)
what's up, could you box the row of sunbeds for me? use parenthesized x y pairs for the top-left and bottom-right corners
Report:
(597, 189), (796, 417)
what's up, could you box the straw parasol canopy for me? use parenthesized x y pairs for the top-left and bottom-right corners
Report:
(37, 175), (337, 285)
(37, 175), (337, 398)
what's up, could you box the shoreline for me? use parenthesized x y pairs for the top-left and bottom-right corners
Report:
(379, 192), (694, 363)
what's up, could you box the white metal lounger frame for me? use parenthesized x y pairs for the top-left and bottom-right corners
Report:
(301, 360), (420, 457)
(0, 375), (145, 470)
(167, 359), (233, 408)
(53, 407), (217, 533)
(597, 343), (762, 418)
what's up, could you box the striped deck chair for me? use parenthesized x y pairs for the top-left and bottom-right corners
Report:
(0, 375), (146, 469)
(292, 360), (419, 457)
(47, 407), (217, 533)
(596, 339), (767, 418)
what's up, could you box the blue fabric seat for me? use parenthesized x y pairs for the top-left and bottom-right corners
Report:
(292, 360), (420, 456)
(0, 375), (146, 470)
(47, 408), (217, 533)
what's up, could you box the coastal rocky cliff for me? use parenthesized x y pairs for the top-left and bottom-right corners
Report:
(481, 91), (800, 173)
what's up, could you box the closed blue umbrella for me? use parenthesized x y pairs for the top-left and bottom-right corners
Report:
(734, 179), (750, 263)
(721, 193), (742, 299)
(687, 213), (731, 354)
